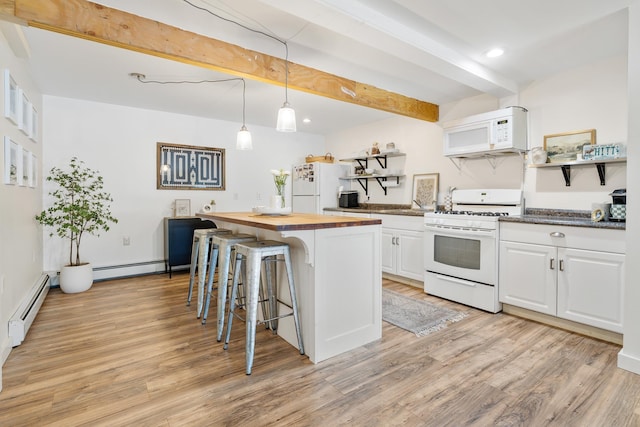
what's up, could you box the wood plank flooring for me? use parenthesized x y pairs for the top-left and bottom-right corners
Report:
(1, 273), (640, 426)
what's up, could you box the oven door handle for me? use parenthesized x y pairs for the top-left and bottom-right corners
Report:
(434, 274), (479, 288)
(424, 224), (496, 237)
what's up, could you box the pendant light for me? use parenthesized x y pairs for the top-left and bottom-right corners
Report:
(236, 79), (253, 150)
(276, 43), (296, 132)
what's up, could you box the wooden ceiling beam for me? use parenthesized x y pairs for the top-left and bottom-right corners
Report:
(1, 0), (438, 122)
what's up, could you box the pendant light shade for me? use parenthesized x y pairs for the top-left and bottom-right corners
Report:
(277, 42), (296, 132)
(276, 102), (297, 132)
(236, 125), (252, 150)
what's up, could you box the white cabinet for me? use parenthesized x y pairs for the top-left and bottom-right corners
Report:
(499, 241), (556, 315)
(374, 214), (424, 281)
(499, 222), (625, 333)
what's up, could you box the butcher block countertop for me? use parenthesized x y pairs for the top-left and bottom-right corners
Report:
(196, 211), (381, 231)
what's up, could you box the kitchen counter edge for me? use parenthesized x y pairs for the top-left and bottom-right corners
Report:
(499, 215), (625, 230)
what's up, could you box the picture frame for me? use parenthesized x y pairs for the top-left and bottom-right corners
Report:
(30, 105), (38, 142)
(411, 173), (439, 210)
(4, 136), (21, 185)
(21, 148), (30, 187)
(30, 152), (37, 188)
(18, 89), (30, 135)
(174, 199), (191, 217)
(3, 69), (19, 125)
(157, 142), (226, 190)
(543, 129), (596, 163)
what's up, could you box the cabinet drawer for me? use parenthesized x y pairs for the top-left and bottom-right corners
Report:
(500, 222), (625, 253)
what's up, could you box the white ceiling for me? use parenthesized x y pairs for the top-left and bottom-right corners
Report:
(7, 0), (632, 135)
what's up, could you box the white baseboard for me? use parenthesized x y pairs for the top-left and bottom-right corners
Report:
(92, 260), (166, 281)
(618, 349), (640, 375)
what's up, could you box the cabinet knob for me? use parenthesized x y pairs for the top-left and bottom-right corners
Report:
(550, 232), (565, 238)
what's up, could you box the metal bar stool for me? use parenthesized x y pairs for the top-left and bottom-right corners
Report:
(201, 233), (257, 338)
(223, 240), (304, 375)
(186, 227), (231, 317)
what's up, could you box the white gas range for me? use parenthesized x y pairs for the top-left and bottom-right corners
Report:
(423, 189), (523, 313)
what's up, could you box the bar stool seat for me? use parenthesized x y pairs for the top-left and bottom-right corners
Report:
(224, 240), (304, 375)
(202, 233), (257, 340)
(186, 227), (231, 317)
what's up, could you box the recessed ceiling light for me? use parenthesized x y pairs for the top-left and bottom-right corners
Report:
(303, 118), (311, 124)
(486, 48), (504, 58)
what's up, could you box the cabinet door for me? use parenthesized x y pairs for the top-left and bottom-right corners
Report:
(380, 228), (395, 274)
(557, 248), (624, 332)
(396, 229), (424, 281)
(499, 241), (556, 315)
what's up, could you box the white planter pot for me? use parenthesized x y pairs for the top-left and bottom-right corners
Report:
(59, 263), (93, 293)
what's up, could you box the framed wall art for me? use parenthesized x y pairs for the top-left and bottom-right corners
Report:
(30, 105), (38, 142)
(21, 148), (30, 187)
(3, 69), (19, 125)
(18, 89), (30, 135)
(411, 173), (439, 210)
(543, 129), (596, 163)
(30, 152), (37, 187)
(174, 199), (191, 217)
(157, 142), (225, 190)
(4, 136), (21, 185)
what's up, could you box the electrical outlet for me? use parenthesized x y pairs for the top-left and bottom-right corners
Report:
(123, 236), (131, 246)
(256, 192), (261, 201)
(0, 275), (4, 295)
(233, 193), (238, 200)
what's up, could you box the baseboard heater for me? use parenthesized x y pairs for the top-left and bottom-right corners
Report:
(9, 274), (50, 347)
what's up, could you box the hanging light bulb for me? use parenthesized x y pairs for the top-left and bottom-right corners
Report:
(236, 125), (252, 150)
(236, 79), (253, 150)
(276, 43), (296, 132)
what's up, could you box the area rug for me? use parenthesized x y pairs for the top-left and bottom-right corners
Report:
(382, 289), (467, 336)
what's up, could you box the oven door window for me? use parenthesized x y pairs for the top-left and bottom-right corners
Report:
(434, 235), (480, 270)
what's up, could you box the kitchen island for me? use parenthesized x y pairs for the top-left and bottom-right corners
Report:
(196, 211), (382, 363)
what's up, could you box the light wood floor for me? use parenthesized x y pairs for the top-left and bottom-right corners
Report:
(2, 273), (640, 426)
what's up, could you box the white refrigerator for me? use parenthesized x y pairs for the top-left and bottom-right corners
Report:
(291, 162), (350, 214)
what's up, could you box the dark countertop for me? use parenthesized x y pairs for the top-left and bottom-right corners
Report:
(325, 204), (428, 217)
(326, 206), (626, 229)
(499, 208), (626, 230)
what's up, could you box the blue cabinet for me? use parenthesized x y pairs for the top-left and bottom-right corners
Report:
(164, 217), (216, 277)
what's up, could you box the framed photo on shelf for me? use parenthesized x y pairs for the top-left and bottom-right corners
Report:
(411, 173), (439, 210)
(543, 129), (596, 163)
(3, 136), (21, 185)
(174, 199), (191, 217)
(3, 69), (19, 125)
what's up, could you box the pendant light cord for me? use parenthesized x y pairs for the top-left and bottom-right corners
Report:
(182, 0), (290, 101)
(133, 74), (247, 126)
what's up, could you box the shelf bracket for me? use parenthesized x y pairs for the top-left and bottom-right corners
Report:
(448, 157), (463, 172)
(374, 177), (388, 195)
(373, 155), (388, 169)
(356, 178), (369, 194)
(485, 155), (498, 170)
(355, 159), (367, 170)
(561, 165), (571, 186)
(596, 163), (606, 185)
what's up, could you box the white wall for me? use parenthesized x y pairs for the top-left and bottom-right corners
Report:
(326, 55), (627, 212)
(0, 27), (44, 378)
(42, 96), (325, 276)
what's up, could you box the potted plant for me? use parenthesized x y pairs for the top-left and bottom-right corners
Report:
(35, 157), (118, 293)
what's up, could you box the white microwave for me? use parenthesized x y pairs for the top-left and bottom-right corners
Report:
(443, 107), (528, 157)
